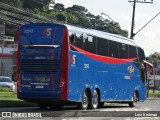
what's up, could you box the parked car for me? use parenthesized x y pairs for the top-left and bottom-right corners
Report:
(0, 76), (15, 92)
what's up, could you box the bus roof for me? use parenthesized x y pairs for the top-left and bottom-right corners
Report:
(64, 24), (141, 47)
(20, 22), (141, 48)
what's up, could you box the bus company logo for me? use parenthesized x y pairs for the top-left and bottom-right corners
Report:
(42, 28), (52, 38)
(71, 55), (76, 65)
(128, 65), (135, 74)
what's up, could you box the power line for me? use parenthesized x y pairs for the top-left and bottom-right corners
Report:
(134, 11), (160, 37)
(128, 0), (153, 39)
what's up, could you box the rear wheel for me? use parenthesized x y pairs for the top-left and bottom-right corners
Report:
(77, 91), (89, 110)
(129, 92), (137, 107)
(89, 90), (99, 109)
(98, 102), (104, 108)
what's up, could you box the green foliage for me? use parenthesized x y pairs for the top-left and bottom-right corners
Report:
(23, 0), (51, 11)
(149, 91), (160, 98)
(2, 0), (129, 40)
(1, 0), (23, 8)
(0, 91), (36, 107)
(54, 3), (65, 11)
(56, 13), (67, 22)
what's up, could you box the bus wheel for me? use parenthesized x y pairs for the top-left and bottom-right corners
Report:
(78, 91), (89, 110)
(38, 103), (48, 109)
(89, 90), (99, 109)
(129, 92), (137, 107)
(98, 102), (104, 108)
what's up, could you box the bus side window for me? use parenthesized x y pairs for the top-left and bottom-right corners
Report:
(84, 34), (96, 54)
(69, 30), (84, 51)
(70, 34), (75, 43)
(138, 47), (145, 63)
(119, 43), (129, 59)
(97, 37), (109, 56)
(109, 40), (119, 58)
(129, 45), (138, 61)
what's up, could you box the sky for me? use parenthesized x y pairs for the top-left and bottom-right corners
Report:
(56, 0), (160, 56)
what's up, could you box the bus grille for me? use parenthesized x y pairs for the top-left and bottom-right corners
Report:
(21, 59), (61, 74)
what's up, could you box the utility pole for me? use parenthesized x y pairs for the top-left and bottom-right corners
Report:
(128, 0), (153, 39)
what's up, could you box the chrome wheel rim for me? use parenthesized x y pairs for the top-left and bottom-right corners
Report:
(92, 90), (98, 108)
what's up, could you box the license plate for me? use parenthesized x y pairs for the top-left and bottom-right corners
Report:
(35, 85), (44, 89)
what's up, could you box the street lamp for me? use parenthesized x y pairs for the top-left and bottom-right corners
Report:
(101, 12), (114, 22)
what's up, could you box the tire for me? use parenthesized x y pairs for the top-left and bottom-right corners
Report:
(98, 102), (104, 108)
(129, 92), (137, 107)
(38, 103), (48, 109)
(89, 90), (99, 109)
(77, 91), (89, 110)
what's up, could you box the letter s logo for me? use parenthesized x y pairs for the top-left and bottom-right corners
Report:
(42, 28), (52, 36)
(71, 55), (76, 65)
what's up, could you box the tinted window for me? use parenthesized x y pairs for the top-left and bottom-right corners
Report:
(119, 43), (128, 58)
(69, 30), (83, 51)
(129, 45), (137, 59)
(97, 37), (109, 56)
(109, 40), (119, 58)
(84, 34), (96, 54)
(138, 47), (145, 62)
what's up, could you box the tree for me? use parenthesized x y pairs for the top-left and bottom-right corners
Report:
(56, 13), (67, 22)
(23, 0), (51, 10)
(54, 3), (65, 11)
(66, 5), (88, 15)
(1, 0), (23, 8)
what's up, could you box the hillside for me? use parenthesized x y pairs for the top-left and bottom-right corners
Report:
(0, 0), (128, 41)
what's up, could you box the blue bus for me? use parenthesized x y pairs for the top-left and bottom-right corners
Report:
(17, 23), (147, 110)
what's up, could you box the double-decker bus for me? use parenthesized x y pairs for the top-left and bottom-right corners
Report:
(17, 23), (148, 110)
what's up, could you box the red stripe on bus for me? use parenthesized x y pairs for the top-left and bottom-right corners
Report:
(70, 44), (137, 64)
(60, 28), (69, 100)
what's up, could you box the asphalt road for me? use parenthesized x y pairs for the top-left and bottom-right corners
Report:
(0, 98), (159, 120)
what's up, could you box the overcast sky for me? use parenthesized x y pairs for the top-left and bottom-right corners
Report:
(57, 0), (160, 56)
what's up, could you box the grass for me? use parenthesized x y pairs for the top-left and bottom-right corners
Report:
(148, 91), (160, 98)
(0, 91), (37, 107)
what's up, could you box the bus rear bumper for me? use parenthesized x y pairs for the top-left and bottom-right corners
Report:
(18, 90), (63, 102)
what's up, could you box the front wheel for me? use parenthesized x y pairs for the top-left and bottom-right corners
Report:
(89, 90), (99, 109)
(129, 92), (137, 107)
